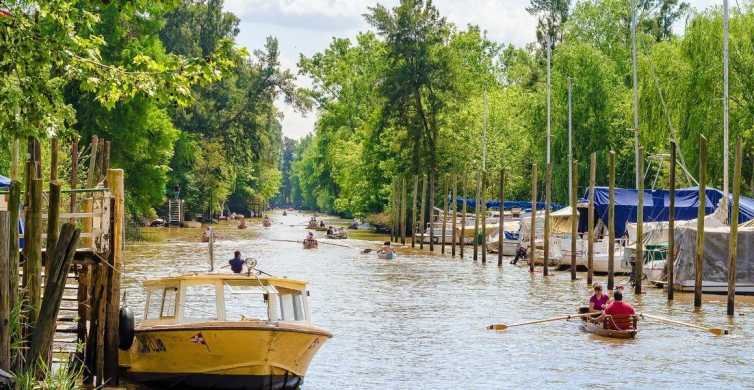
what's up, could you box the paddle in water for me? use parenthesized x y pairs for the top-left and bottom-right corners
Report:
(640, 313), (729, 336)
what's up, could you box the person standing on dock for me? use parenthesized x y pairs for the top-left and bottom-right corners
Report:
(229, 250), (245, 274)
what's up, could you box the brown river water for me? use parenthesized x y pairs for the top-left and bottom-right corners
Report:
(122, 210), (754, 389)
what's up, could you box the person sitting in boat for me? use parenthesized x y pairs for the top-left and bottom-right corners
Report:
(238, 217), (247, 229)
(326, 226), (334, 235)
(588, 282), (609, 313)
(595, 290), (636, 330)
(319, 220), (326, 228)
(377, 241), (395, 255)
(229, 251), (245, 274)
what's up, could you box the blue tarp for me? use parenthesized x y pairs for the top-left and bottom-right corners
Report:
(0, 175), (9, 188)
(455, 197), (562, 211)
(581, 187), (754, 236)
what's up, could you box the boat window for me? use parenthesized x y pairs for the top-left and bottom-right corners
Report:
(182, 285), (217, 321)
(279, 293), (306, 321)
(146, 288), (164, 320)
(161, 287), (177, 318)
(224, 284), (270, 321)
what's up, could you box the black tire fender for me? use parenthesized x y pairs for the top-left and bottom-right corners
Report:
(119, 306), (135, 350)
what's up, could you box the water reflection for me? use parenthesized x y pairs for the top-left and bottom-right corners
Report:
(123, 210), (754, 389)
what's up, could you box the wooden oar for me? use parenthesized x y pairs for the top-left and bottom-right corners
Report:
(488, 314), (577, 331)
(269, 239), (352, 249)
(641, 313), (729, 335)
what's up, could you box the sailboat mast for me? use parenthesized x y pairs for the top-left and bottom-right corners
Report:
(631, 1), (640, 188)
(722, 0), (729, 219)
(546, 35), (552, 165)
(568, 78), (573, 200)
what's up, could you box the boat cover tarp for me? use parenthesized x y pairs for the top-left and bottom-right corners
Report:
(0, 175), (9, 188)
(674, 225), (754, 285)
(581, 187), (754, 236)
(455, 197), (562, 211)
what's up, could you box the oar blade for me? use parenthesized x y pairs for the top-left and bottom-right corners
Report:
(487, 324), (508, 331)
(709, 328), (728, 336)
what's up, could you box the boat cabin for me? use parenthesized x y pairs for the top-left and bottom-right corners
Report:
(140, 274), (312, 325)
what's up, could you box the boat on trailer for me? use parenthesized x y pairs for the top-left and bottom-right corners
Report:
(120, 273), (331, 390)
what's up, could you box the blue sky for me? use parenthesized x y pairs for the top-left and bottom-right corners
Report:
(223, 0), (722, 139)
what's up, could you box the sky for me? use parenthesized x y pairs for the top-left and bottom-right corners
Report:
(223, 0), (720, 140)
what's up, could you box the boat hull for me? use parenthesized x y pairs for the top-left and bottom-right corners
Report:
(580, 320), (637, 339)
(676, 280), (754, 295)
(377, 252), (395, 260)
(125, 322), (330, 390)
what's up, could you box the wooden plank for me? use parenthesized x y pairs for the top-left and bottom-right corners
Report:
(27, 177), (44, 324)
(668, 142), (676, 300)
(608, 151), (616, 290)
(728, 137), (742, 315)
(695, 136), (707, 307)
(7, 182), (20, 327)
(104, 170), (124, 384)
(588, 153), (596, 285)
(529, 163), (538, 273)
(45, 181), (61, 268)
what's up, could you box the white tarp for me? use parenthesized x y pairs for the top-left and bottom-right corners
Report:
(674, 225), (754, 285)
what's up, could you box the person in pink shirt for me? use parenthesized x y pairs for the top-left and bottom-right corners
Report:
(588, 282), (609, 312)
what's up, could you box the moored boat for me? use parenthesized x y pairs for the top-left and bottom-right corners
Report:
(303, 238), (318, 249)
(326, 227), (347, 239)
(120, 273), (331, 390)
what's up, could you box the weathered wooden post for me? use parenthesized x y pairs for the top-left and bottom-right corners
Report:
(27, 176), (43, 324)
(28, 224), (80, 373)
(70, 140), (79, 218)
(570, 159), (578, 280)
(473, 172), (480, 261)
(411, 175), (418, 248)
(104, 169), (125, 384)
(481, 171), (488, 264)
(87, 135), (99, 188)
(401, 176), (407, 245)
(451, 174), (458, 257)
(0, 210), (9, 371)
(587, 153), (596, 285)
(441, 175), (448, 254)
(7, 182), (20, 318)
(668, 141), (676, 300)
(695, 136), (707, 308)
(429, 172), (435, 252)
(498, 169), (505, 267)
(727, 137), (742, 316)
(46, 138), (61, 265)
(608, 151), (616, 290)
(529, 163), (538, 273)
(543, 162), (552, 276)
(635, 146), (644, 294)
(420, 175), (427, 250)
(460, 176), (467, 258)
(390, 179), (396, 243)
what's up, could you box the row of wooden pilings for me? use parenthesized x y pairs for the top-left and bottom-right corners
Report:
(0, 135), (125, 386)
(389, 137), (746, 316)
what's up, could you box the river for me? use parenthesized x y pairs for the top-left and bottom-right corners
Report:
(122, 210), (754, 389)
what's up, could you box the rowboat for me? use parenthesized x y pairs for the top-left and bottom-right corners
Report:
(303, 239), (318, 249)
(580, 316), (638, 339)
(326, 228), (347, 239)
(119, 273), (331, 389)
(377, 251), (395, 260)
(262, 217), (272, 227)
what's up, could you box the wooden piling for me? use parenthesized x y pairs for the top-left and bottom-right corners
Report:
(727, 137), (742, 316)
(473, 172), (480, 261)
(460, 176), (467, 258)
(481, 171), (487, 264)
(441, 175), (448, 254)
(420, 175), (427, 250)
(451, 174), (458, 257)
(45, 182), (61, 266)
(411, 175), (418, 248)
(391, 179), (398, 243)
(668, 141), (676, 300)
(104, 169), (125, 384)
(69, 140), (79, 217)
(529, 163), (538, 273)
(608, 151), (616, 290)
(28, 224), (80, 372)
(401, 176), (407, 245)
(0, 210), (9, 371)
(694, 135), (707, 308)
(635, 146), (644, 294)
(570, 159), (578, 281)
(587, 153), (596, 285)
(498, 169), (505, 267)
(26, 177), (43, 324)
(543, 162), (552, 276)
(87, 135), (99, 188)
(7, 182), (20, 317)
(429, 172), (435, 252)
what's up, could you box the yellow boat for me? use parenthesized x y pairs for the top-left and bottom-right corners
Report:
(120, 273), (331, 389)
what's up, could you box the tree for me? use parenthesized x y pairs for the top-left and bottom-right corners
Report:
(527, 0), (571, 50)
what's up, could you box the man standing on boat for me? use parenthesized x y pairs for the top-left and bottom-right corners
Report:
(229, 250), (245, 273)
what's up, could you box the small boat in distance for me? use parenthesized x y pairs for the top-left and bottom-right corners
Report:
(303, 238), (318, 249)
(262, 216), (272, 227)
(120, 272), (331, 389)
(326, 227), (347, 239)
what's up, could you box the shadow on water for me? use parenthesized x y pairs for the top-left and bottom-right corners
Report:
(122, 210), (754, 389)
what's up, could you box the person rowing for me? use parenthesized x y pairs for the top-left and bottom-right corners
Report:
(593, 290), (636, 330)
(377, 241), (395, 255)
(588, 282), (609, 313)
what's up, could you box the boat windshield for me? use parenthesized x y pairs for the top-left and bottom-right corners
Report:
(224, 284), (273, 321)
(183, 284), (218, 321)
